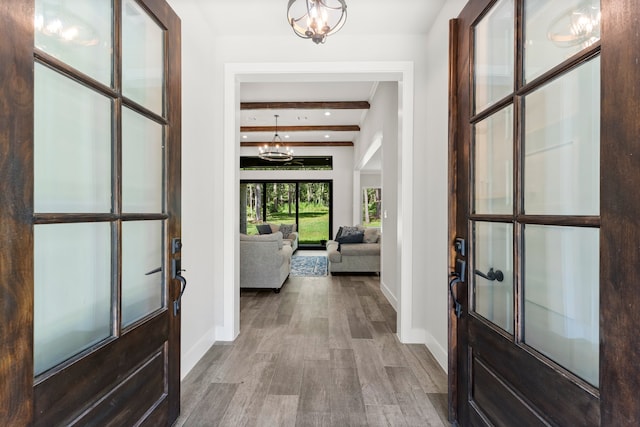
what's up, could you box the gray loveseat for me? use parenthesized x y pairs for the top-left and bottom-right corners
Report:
(240, 231), (292, 292)
(326, 226), (381, 274)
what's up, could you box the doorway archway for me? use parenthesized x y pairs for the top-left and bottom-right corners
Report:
(222, 62), (415, 343)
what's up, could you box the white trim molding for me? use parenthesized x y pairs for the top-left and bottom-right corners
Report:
(223, 61), (415, 343)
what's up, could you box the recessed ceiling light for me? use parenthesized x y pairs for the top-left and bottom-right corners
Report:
(324, 134), (330, 139)
(324, 111), (331, 116)
(242, 135), (248, 139)
(284, 135), (290, 139)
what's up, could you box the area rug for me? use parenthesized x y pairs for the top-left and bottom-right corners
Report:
(290, 256), (328, 277)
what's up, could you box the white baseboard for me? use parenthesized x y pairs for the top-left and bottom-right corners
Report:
(425, 331), (448, 373)
(380, 280), (398, 311)
(181, 327), (216, 380)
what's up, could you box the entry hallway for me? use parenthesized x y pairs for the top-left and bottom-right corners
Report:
(175, 274), (449, 426)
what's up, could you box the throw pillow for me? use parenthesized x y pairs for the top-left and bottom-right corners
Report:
(256, 224), (272, 235)
(340, 226), (361, 238)
(335, 226), (343, 240)
(336, 231), (364, 244)
(363, 228), (380, 243)
(279, 223), (294, 239)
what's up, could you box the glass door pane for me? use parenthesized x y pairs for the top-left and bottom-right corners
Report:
(524, 0), (600, 82)
(474, 105), (513, 214)
(34, 63), (112, 213)
(34, 223), (112, 375)
(243, 183), (264, 235)
(472, 221), (514, 334)
(265, 183), (297, 225)
(523, 225), (599, 386)
(35, 0), (113, 86)
(122, 0), (164, 115)
(122, 221), (163, 327)
(298, 182), (330, 245)
(524, 57), (600, 215)
(474, 0), (515, 113)
(122, 107), (164, 213)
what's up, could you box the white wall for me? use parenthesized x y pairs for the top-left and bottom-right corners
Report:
(360, 173), (381, 188)
(415, 0), (468, 369)
(169, 0), (468, 378)
(167, 0), (221, 378)
(239, 145), (354, 237)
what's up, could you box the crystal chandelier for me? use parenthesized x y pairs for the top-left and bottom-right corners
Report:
(258, 115), (294, 162)
(287, 0), (347, 45)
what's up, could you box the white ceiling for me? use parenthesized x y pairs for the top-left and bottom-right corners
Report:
(197, 0), (446, 37)
(195, 0), (447, 166)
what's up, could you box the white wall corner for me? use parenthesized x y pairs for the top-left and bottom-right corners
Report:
(181, 327), (216, 380)
(215, 324), (238, 342)
(398, 65), (415, 344)
(223, 64), (240, 340)
(380, 279), (398, 311)
(353, 170), (361, 226)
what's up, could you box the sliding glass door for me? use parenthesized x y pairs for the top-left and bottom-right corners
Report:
(241, 180), (332, 248)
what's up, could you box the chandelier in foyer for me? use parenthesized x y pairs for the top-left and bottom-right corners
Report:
(287, 0), (347, 45)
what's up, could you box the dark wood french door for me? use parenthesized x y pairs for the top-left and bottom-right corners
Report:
(1, 0), (182, 425)
(449, 0), (640, 425)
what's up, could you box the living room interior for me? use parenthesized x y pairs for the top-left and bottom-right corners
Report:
(238, 80), (387, 279)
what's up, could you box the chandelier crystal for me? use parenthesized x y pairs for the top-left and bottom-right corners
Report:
(258, 115), (294, 162)
(287, 0), (347, 45)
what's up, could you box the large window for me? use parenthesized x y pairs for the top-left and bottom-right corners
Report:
(241, 180), (332, 247)
(362, 187), (382, 227)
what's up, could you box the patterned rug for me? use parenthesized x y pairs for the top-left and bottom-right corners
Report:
(290, 255), (328, 277)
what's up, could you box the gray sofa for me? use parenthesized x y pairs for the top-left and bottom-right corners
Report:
(262, 223), (299, 253)
(240, 231), (292, 292)
(326, 227), (381, 274)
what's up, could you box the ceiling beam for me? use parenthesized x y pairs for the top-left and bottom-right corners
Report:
(241, 125), (360, 132)
(241, 141), (353, 147)
(240, 101), (370, 110)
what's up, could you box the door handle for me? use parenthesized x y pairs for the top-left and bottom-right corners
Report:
(449, 275), (463, 318)
(173, 273), (187, 316)
(170, 238), (185, 316)
(449, 259), (466, 318)
(474, 268), (504, 282)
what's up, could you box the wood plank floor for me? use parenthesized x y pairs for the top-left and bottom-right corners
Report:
(175, 274), (450, 426)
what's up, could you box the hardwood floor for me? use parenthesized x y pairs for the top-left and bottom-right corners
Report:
(175, 274), (450, 426)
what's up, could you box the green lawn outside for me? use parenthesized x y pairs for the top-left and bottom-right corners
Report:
(246, 205), (329, 244)
(363, 219), (381, 227)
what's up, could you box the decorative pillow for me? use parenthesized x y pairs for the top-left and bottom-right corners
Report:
(256, 224), (272, 235)
(279, 224), (294, 239)
(336, 231), (364, 244)
(340, 226), (360, 237)
(363, 228), (380, 243)
(335, 226), (344, 240)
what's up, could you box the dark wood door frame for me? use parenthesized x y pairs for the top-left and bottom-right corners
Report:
(0, 1), (35, 424)
(0, 1), (182, 424)
(448, 0), (640, 425)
